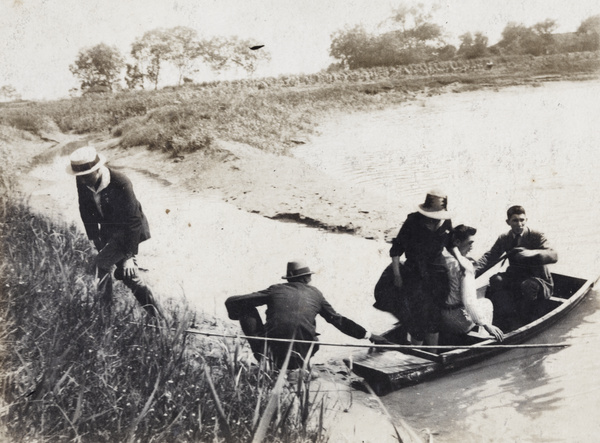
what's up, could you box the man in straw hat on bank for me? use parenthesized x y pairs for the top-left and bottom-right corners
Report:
(225, 260), (389, 370)
(374, 189), (452, 350)
(67, 145), (163, 319)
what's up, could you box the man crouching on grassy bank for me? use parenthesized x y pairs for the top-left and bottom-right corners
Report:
(225, 260), (389, 371)
(67, 146), (163, 319)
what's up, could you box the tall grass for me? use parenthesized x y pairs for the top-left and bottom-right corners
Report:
(0, 185), (330, 442)
(1, 51), (597, 157)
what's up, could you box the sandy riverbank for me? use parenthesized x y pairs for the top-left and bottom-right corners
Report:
(107, 136), (403, 241)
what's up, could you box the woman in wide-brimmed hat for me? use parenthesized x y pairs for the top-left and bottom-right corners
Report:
(374, 189), (452, 349)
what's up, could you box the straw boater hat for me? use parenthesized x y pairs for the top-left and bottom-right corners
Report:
(282, 260), (315, 280)
(416, 189), (451, 220)
(66, 146), (106, 176)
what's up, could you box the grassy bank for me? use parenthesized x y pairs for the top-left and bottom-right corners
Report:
(0, 180), (332, 441)
(1, 51), (598, 157)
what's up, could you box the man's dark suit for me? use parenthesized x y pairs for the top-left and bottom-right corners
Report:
(225, 282), (368, 369)
(77, 168), (161, 318)
(77, 168), (150, 258)
(475, 227), (557, 299)
(475, 227), (558, 327)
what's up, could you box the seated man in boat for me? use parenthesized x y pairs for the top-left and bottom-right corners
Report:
(225, 260), (389, 370)
(440, 225), (504, 341)
(475, 205), (558, 329)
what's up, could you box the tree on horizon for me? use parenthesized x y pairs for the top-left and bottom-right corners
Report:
(202, 35), (271, 77)
(69, 43), (124, 93)
(577, 15), (600, 51)
(130, 28), (172, 90)
(329, 3), (445, 69)
(164, 26), (205, 86)
(0, 85), (21, 102)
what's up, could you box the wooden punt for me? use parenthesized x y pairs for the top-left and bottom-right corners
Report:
(344, 272), (596, 395)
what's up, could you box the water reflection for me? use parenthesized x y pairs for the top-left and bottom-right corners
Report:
(497, 352), (563, 418)
(380, 290), (600, 443)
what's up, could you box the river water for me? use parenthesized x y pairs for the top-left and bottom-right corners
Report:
(22, 80), (600, 442)
(294, 80), (600, 442)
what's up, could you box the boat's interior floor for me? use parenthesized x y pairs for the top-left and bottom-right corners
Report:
(377, 295), (568, 362)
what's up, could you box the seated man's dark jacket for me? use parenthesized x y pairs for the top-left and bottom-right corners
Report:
(226, 282), (367, 342)
(77, 168), (150, 257)
(475, 227), (557, 299)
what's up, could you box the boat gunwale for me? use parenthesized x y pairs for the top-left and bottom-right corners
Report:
(438, 272), (595, 361)
(347, 272), (596, 393)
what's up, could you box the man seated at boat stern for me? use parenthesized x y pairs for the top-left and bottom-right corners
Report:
(225, 260), (389, 371)
(475, 205), (558, 330)
(440, 225), (504, 342)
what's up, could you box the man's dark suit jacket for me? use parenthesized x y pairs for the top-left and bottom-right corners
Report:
(226, 282), (367, 342)
(475, 227), (557, 299)
(226, 281), (368, 368)
(77, 168), (150, 257)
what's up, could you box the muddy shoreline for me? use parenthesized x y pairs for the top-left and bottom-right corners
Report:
(8, 74), (599, 246)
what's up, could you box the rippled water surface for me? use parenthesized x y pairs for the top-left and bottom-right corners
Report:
(294, 80), (600, 442)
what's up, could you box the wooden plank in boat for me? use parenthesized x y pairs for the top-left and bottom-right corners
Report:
(547, 296), (566, 304)
(350, 350), (436, 376)
(348, 351), (440, 392)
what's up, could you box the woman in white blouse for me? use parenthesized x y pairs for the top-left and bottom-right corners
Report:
(440, 225), (504, 341)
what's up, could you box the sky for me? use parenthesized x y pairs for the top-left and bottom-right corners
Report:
(1, 0), (600, 100)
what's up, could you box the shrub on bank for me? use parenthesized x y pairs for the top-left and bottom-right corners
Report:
(0, 108), (59, 135)
(0, 189), (328, 442)
(113, 104), (214, 155)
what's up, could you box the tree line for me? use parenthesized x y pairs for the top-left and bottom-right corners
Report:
(69, 26), (271, 94)
(328, 5), (600, 70)
(3, 9), (600, 101)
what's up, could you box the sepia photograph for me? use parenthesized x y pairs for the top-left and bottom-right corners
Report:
(1, 0), (599, 441)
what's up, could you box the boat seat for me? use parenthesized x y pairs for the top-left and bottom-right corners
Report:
(547, 296), (566, 304)
(465, 327), (493, 342)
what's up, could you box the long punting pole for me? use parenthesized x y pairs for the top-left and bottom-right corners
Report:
(153, 325), (570, 350)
